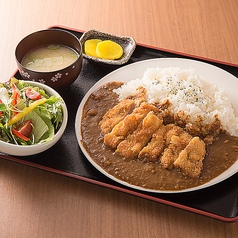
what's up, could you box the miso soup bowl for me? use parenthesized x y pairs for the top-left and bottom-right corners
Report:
(15, 29), (83, 91)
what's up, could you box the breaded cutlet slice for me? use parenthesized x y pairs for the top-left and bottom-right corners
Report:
(116, 112), (163, 159)
(100, 86), (147, 134)
(138, 125), (167, 161)
(104, 102), (159, 149)
(99, 99), (136, 134)
(160, 129), (193, 169)
(174, 137), (206, 178)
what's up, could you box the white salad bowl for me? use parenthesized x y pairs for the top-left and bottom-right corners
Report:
(0, 81), (68, 156)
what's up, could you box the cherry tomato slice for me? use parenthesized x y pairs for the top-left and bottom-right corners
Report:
(0, 99), (3, 115)
(12, 128), (30, 141)
(16, 120), (33, 137)
(26, 87), (41, 100)
(10, 84), (20, 116)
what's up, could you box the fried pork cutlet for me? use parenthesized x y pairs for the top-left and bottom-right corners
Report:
(174, 137), (206, 178)
(99, 99), (136, 134)
(104, 102), (159, 149)
(160, 127), (193, 169)
(99, 86), (147, 134)
(133, 86), (147, 105)
(138, 124), (190, 162)
(138, 125), (167, 161)
(116, 112), (163, 159)
(164, 124), (184, 147)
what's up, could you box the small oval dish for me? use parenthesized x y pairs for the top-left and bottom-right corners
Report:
(0, 80), (68, 156)
(80, 29), (136, 65)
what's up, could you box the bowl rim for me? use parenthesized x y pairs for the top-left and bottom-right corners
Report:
(15, 28), (82, 74)
(0, 80), (68, 155)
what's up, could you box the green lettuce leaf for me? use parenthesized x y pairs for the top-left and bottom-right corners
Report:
(24, 110), (49, 143)
(37, 116), (54, 144)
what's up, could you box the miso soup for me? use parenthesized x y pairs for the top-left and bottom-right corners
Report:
(21, 44), (79, 72)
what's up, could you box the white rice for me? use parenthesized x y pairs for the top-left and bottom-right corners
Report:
(114, 67), (238, 136)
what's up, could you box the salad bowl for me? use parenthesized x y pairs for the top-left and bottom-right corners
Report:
(0, 80), (68, 156)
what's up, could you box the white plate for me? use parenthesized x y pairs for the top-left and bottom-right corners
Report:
(75, 58), (238, 193)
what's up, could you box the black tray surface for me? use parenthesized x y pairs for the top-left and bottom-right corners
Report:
(1, 26), (238, 222)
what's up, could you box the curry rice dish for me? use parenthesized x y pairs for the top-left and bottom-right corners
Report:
(81, 69), (238, 191)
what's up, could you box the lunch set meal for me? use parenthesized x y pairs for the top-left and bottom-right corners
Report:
(2, 26), (237, 192)
(0, 77), (64, 145)
(81, 67), (238, 191)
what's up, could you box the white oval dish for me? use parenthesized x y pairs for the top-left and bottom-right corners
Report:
(0, 81), (68, 156)
(75, 58), (238, 193)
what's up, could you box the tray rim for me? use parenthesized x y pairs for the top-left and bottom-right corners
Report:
(1, 153), (237, 222)
(1, 24), (238, 222)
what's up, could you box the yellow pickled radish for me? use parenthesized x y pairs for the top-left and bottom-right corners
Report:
(96, 40), (123, 60)
(84, 39), (102, 57)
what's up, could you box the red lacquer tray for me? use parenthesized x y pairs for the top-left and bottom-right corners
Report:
(1, 25), (238, 222)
